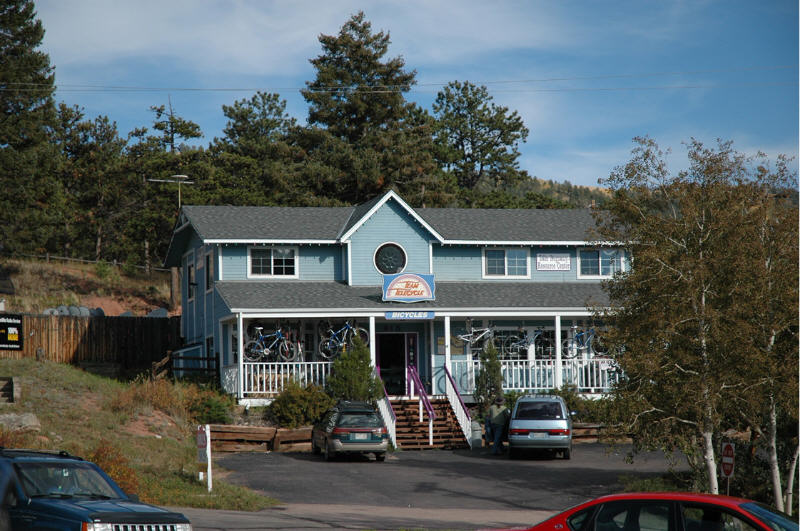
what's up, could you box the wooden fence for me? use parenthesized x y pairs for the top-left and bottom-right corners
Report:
(0, 314), (182, 369)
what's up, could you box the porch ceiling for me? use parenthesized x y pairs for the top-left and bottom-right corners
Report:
(216, 281), (609, 313)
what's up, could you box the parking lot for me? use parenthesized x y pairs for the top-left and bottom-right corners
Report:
(179, 443), (688, 530)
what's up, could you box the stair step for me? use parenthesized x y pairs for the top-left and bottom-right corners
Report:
(388, 397), (469, 451)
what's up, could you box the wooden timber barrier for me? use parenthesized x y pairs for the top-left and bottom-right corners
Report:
(208, 425), (312, 453)
(0, 314), (181, 370)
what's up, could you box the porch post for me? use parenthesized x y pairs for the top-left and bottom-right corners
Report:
(443, 315), (451, 395)
(369, 316), (376, 367)
(429, 320), (436, 394)
(554, 315), (562, 389)
(237, 312), (244, 400)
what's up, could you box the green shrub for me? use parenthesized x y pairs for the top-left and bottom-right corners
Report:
(189, 393), (234, 425)
(270, 382), (335, 428)
(472, 343), (503, 415)
(325, 337), (382, 403)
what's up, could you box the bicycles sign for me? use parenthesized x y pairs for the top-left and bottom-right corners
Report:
(382, 273), (435, 302)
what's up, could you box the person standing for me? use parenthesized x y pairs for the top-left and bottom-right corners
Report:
(487, 396), (510, 455)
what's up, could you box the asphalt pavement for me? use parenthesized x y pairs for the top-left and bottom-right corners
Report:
(175, 443), (686, 530)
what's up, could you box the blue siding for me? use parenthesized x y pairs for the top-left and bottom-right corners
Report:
(220, 244), (342, 281)
(348, 199), (434, 286)
(432, 246), (482, 280)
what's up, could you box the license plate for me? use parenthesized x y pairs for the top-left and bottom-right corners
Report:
(354, 433), (368, 440)
(531, 432), (547, 439)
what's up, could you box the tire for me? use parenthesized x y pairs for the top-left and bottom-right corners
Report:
(375, 452), (386, 462)
(591, 336), (608, 355)
(563, 447), (572, 460)
(277, 340), (294, 362)
(312, 439), (321, 455)
(562, 339), (578, 358)
(318, 338), (339, 360)
(243, 340), (265, 362)
(502, 335), (520, 356)
(353, 327), (369, 346)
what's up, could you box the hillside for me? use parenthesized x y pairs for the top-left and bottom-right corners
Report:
(0, 357), (274, 509)
(0, 257), (177, 317)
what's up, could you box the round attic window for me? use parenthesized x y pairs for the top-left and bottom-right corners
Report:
(374, 243), (406, 274)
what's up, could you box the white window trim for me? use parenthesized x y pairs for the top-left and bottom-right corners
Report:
(576, 247), (621, 279)
(481, 247), (531, 279)
(247, 245), (300, 279)
(372, 241), (408, 275)
(205, 250), (214, 293)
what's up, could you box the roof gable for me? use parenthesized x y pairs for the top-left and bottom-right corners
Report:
(339, 190), (445, 242)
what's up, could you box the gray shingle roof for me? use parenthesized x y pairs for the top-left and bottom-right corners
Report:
(216, 281), (609, 312)
(182, 205), (354, 240)
(416, 208), (598, 242)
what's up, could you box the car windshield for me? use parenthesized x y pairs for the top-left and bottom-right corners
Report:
(515, 401), (563, 420)
(337, 412), (382, 428)
(15, 461), (120, 499)
(740, 502), (798, 531)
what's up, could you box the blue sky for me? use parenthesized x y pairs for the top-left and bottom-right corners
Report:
(36, 1), (798, 188)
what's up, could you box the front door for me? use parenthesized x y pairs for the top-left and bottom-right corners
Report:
(377, 333), (409, 395)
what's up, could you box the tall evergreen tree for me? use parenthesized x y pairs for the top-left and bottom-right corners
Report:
(432, 81), (529, 190)
(0, 0), (63, 254)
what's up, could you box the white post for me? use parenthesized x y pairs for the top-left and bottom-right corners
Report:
(444, 316), (451, 394)
(555, 315), (562, 389)
(237, 313), (244, 400)
(429, 320), (436, 394)
(429, 419), (433, 446)
(369, 316), (376, 367)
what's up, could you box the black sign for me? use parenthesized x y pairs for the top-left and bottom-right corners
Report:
(0, 314), (22, 350)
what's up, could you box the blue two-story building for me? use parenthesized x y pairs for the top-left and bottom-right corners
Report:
(164, 190), (625, 411)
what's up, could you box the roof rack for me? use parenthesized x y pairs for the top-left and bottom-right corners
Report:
(0, 448), (84, 461)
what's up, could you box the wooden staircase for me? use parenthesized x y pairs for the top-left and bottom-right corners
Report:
(390, 397), (469, 450)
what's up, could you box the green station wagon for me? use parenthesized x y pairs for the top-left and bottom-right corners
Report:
(312, 401), (389, 462)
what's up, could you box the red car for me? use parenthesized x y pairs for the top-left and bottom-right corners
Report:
(489, 492), (797, 531)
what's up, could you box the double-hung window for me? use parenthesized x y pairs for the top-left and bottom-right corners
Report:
(578, 248), (623, 278)
(249, 247), (298, 278)
(483, 248), (529, 278)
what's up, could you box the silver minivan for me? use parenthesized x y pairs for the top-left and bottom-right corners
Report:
(507, 395), (573, 459)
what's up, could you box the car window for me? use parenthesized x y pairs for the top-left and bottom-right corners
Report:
(682, 504), (759, 531)
(595, 501), (671, 531)
(15, 462), (119, 498)
(740, 503), (798, 531)
(568, 507), (596, 531)
(337, 412), (382, 428)
(515, 401), (564, 420)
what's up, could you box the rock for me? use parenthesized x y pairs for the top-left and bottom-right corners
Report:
(0, 412), (41, 433)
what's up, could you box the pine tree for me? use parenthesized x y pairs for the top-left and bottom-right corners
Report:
(0, 0), (63, 254)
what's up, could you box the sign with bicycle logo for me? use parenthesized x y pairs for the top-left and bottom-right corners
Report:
(382, 273), (435, 303)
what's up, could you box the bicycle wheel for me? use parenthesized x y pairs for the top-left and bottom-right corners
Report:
(561, 339), (578, 358)
(590, 335), (608, 355)
(352, 327), (369, 346)
(502, 335), (520, 356)
(318, 337), (339, 360)
(243, 340), (265, 362)
(277, 339), (295, 362)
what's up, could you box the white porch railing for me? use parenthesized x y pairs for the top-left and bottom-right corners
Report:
(242, 361), (332, 395)
(443, 365), (473, 448)
(237, 357), (620, 397)
(450, 357), (620, 395)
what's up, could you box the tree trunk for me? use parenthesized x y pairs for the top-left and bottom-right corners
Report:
(784, 443), (799, 516)
(144, 239), (151, 275)
(768, 395), (785, 511)
(95, 225), (102, 262)
(170, 266), (179, 310)
(703, 427), (719, 494)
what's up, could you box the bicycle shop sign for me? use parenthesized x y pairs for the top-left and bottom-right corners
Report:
(382, 273), (435, 303)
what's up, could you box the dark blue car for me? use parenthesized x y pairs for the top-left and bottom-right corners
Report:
(1, 448), (191, 530)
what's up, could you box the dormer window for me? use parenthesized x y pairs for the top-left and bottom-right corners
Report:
(482, 248), (529, 278)
(248, 246), (298, 278)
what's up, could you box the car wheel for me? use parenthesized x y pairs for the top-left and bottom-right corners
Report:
(563, 447), (572, 460)
(312, 439), (321, 455)
(375, 452), (386, 462)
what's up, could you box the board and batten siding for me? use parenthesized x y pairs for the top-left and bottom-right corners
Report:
(218, 244), (342, 281)
(348, 199), (434, 286)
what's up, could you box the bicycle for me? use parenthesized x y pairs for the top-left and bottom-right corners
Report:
(456, 319), (495, 352)
(244, 326), (297, 362)
(561, 327), (606, 358)
(317, 320), (369, 360)
(502, 328), (555, 359)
